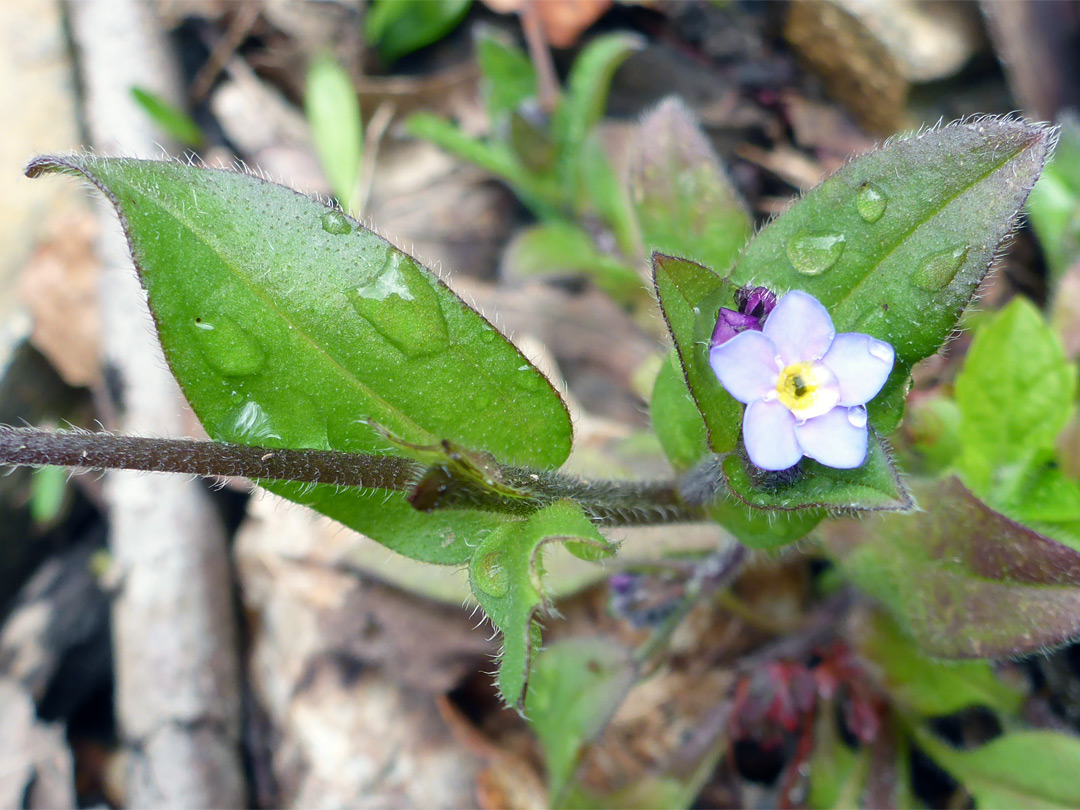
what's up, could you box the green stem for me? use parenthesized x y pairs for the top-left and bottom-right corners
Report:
(0, 426), (705, 528)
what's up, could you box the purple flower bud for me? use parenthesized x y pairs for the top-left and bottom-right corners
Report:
(711, 286), (779, 349)
(735, 286), (778, 321)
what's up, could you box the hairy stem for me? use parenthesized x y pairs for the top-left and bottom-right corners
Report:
(0, 427), (704, 527)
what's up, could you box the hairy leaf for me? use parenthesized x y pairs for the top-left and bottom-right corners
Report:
(854, 610), (1024, 717)
(915, 727), (1080, 809)
(823, 477), (1080, 658)
(28, 155), (572, 564)
(1027, 113), (1080, 282)
(728, 117), (1054, 432)
(525, 638), (636, 805)
(630, 97), (751, 275)
(469, 501), (614, 706)
(652, 253), (741, 453)
(720, 435), (912, 514)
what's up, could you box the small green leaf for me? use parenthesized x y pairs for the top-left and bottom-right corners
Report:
(30, 465), (68, 526)
(365, 0), (472, 63)
(728, 117), (1054, 431)
(505, 222), (640, 301)
(855, 610), (1024, 717)
(576, 132), (639, 260)
(651, 253), (741, 453)
(649, 352), (707, 472)
(553, 33), (643, 192)
(28, 154), (572, 563)
(955, 297), (1076, 501)
(1027, 113), (1080, 282)
(708, 493), (823, 550)
(630, 97), (751, 274)
(823, 477), (1080, 658)
(469, 501), (614, 706)
(476, 27), (537, 127)
(720, 434), (913, 514)
(525, 638), (636, 805)
(914, 727), (1080, 809)
(808, 701), (865, 809)
(407, 111), (564, 217)
(305, 55), (363, 213)
(130, 86), (203, 149)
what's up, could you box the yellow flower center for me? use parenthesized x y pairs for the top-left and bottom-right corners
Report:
(774, 361), (839, 421)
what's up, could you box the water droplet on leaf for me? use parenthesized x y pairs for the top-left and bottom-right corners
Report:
(847, 407), (868, 428)
(868, 338), (892, 362)
(224, 400), (279, 442)
(786, 233), (846, 276)
(348, 249), (449, 357)
(192, 316), (265, 376)
(472, 548), (510, 597)
(912, 246), (968, 291)
(320, 210), (353, 235)
(855, 182), (887, 223)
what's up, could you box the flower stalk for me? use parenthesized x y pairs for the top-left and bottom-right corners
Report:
(0, 426), (705, 528)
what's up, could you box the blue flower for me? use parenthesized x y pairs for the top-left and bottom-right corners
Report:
(709, 290), (895, 471)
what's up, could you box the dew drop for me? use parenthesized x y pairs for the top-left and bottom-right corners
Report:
(471, 548), (510, 598)
(847, 407), (868, 428)
(855, 182), (887, 223)
(868, 338), (893, 362)
(224, 400), (280, 443)
(348, 249), (450, 357)
(912, 246), (968, 291)
(320, 210), (353, 235)
(785, 233), (846, 276)
(192, 316), (265, 376)
(514, 366), (544, 392)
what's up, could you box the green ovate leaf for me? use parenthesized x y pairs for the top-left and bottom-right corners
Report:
(29, 155), (572, 564)
(365, 0), (472, 63)
(504, 222), (640, 301)
(305, 54), (363, 213)
(650, 353), (707, 473)
(855, 610), (1024, 717)
(954, 297), (1076, 502)
(130, 86), (203, 149)
(476, 28), (537, 128)
(1027, 112), (1080, 283)
(651, 253), (741, 453)
(728, 117), (1054, 432)
(823, 477), (1080, 658)
(630, 97), (751, 274)
(525, 638), (636, 805)
(720, 435), (912, 514)
(914, 727), (1080, 809)
(469, 501), (614, 706)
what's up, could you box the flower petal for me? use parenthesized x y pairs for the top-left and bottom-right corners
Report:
(821, 333), (895, 406)
(743, 398), (801, 470)
(763, 290), (835, 364)
(709, 329), (780, 404)
(794, 406), (869, 469)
